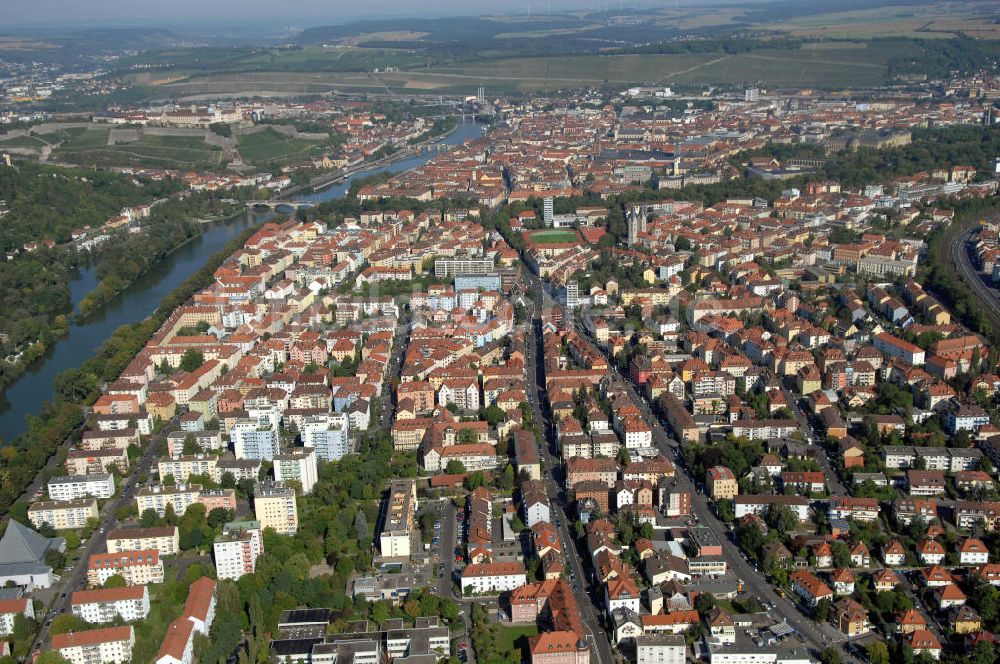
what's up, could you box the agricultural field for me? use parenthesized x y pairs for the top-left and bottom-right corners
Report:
(0, 134), (49, 148)
(146, 39), (924, 99)
(235, 128), (328, 164)
(760, 1), (1000, 39)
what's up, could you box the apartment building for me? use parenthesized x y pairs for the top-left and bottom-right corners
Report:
(0, 597), (33, 636)
(460, 562), (528, 594)
(71, 585), (150, 624)
(28, 498), (99, 530)
(157, 454), (219, 483)
(87, 550), (164, 587)
(636, 634), (686, 664)
(230, 418), (280, 460)
(301, 413), (351, 461)
(52, 625), (135, 664)
(379, 479), (417, 557)
(65, 448), (128, 475)
(272, 448), (319, 494)
(253, 482), (299, 535)
(136, 484), (201, 518)
(156, 577), (217, 664)
(47, 474), (115, 501)
(106, 526), (180, 556)
(213, 520), (263, 581)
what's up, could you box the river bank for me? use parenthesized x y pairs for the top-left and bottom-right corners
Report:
(0, 117), (486, 442)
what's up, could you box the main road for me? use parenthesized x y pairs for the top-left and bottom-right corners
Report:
(522, 271), (616, 664)
(29, 417), (168, 655)
(519, 269), (855, 662)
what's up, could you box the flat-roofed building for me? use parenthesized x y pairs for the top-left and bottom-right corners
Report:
(136, 484), (201, 518)
(273, 448), (318, 494)
(28, 498), (99, 531)
(253, 482), (298, 535)
(379, 479), (417, 558)
(157, 454), (219, 484)
(47, 474), (115, 502)
(213, 520), (263, 581)
(106, 526), (180, 556)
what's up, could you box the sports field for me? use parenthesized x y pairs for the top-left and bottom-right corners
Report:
(528, 229), (579, 244)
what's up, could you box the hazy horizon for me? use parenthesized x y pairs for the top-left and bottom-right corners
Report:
(3, 0), (742, 29)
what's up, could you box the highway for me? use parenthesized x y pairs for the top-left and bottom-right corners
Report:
(518, 268), (855, 661)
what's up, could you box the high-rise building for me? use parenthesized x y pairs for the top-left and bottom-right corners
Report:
(272, 448), (318, 494)
(213, 520), (263, 581)
(379, 479), (417, 557)
(543, 197), (554, 226)
(253, 482), (298, 535)
(302, 414), (351, 461)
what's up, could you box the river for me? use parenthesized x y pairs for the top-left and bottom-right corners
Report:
(0, 118), (485, 442)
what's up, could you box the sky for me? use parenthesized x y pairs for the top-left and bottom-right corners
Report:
(5, 0), (696, 28)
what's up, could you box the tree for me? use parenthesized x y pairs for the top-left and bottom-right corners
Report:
(815, 598), (832, 623)
(140, 508), (159, 528)
(183, 434), (202, 455)
(103, 574), (127, 588)
(483, 404), (506, 426)
(464, 471), (486, 490)
(445, 460), (467, 475)
(44, 548), (65, 570)
(818, 647), (841, 664)
(695, 593), (716, 614)
(35, 655), (71, 664)
(370, 601), (390, 626)
(49, 613), (89, 635)
(180, 349), (205, 372)
(765, 503), (799, 534)
(208, 507), (234, 529)
(867, 642), (890, 664)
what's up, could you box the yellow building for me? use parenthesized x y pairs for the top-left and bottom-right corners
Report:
(28, 498), (99, 530)
(253, 482), (298, 535)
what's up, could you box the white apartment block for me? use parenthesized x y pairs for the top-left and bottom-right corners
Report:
(52, 625), (135, 664)
(230, 418), (280, 460)
(157, 455), (218, 483)
(28, 498), (99, 530)
(71, 586), (150, 624)
(379, 479), (416, 558)
(637, 634), (686, 664)
(0, 597), (33, 636)
(136, 484), (201, 518)
(106, 526), (180, 556)
(301, 413), (351, 461)
(273, 448), (318, 494)
(47, 474), (115, 501)
(459, 562), (527, 595)
(213, 520), (263, 581)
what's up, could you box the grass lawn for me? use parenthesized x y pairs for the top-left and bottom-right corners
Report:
(528, 229), (579, 244)
(237, 127), (325, 163)
(493, 624), (538, 652)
